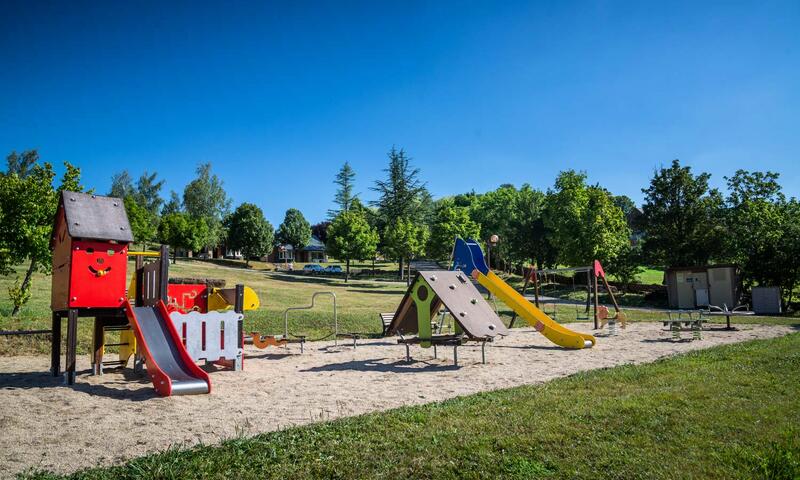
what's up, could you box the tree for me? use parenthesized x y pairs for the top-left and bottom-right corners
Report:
(371, 147), (427, 222)
(427, 198), (480, 261)
(134, 171), (164, 216)
(640, 160), (725, 267)
(0, 152), (85, 315)
(6, 150), (38, 178)
(157, 213), (209, 264)
(311, 221), (331, 245)
(162, 191), (182, 216)
(371, 147), (428, 278)
(124, 195), (157, 248)
(109, 170), (134, 198)
(723, 170), (800, 305)
(507, 184), (553, 270)
(470, 185), (520, 270)
(276, 208), (312, 253)
(226, 203), (274, 266)
(327, 210), (379, 282)
(544, 170), (630, 267)
(328, 161), (358, 218)
(183, 163), (232, 251)
(384, 217), (429, 285)
(612, 195), (637, 218)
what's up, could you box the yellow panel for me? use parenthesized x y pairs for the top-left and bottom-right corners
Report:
(208, 286), (261, 311)
(119, 329), (137, 366)
(477, 271), (596, 349)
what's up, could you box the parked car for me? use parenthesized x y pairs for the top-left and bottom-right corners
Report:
(303, 264), (324, 273)
(324, 265), (343, 273)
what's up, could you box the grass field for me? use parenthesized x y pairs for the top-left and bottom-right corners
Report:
(18, 333), (800, 479)
(1, 260), (796, 355)
(0, 259), (408, 355)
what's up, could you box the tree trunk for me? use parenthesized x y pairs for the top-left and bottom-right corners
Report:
(173, 249), (177, 264)
(398, 257), (404, 280)
(12, 260), (36, 316)
(345, 258), (350, 283)
(406, 258), (412, 286)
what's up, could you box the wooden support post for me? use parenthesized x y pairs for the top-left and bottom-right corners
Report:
(158, 245), (169, 303)
(599, 274), (621, 314)
(134, 255), (144, 307)
(51, 312), (61, 377)
(65, 309), (78, 385)
(92, 318), (103, 375)
(532, 269), (540, 309)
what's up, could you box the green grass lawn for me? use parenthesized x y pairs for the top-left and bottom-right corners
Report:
(19, 333), (800, 479)
(0, 259), (409, 355)
(1, 261), (796, 355)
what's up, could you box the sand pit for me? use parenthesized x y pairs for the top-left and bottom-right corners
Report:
(0, 322), (794, 476)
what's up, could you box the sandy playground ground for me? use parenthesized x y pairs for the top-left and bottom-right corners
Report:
(0, 322), (795, 476)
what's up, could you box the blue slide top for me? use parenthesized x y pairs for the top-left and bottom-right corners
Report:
(451, 238), (489, 275)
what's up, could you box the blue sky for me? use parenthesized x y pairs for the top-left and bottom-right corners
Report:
(1, 1), (798, 224)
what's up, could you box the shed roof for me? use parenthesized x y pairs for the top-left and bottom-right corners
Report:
(55, 191), (134, 243)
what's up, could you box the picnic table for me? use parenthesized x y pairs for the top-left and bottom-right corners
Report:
(663, 310), (706, 341)
(701, 305), (755, 330)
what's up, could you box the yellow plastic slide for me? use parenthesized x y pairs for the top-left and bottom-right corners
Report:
(476, 271), (596, 349)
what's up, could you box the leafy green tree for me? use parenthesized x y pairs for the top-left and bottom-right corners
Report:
(161, 191), (182, 216)
(0, 152), (84, 314)
(276, 208), (312, 253)
(124, 195), (158, 248)
(724, 170), (800, 305)
(311, 221), (331, 245)
(226, 203), (274, 266)
(507, 184), (554, 270)
(384, 217), (429, 284)
(640, 160), (725, 267)
(157, 213), (209, 263)
(612, 195), (637, 218)
(327, 209), (379, 282)
(109, 170), (134, 198)
(134, 171), (164, 216)
(328, 161), (358, 218)
(183, 163), (232, 251)
(470, 185), (520, 269)
(544, 170), (630, 267)
(427, 198), (480, 261)
(6, 150), (38, 178)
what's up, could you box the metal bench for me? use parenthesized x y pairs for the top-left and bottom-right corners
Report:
(379, 312), (395, 336)
(397, 333), (492, 366)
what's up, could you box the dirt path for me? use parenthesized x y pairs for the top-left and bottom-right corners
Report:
(0, 323), (794, 477)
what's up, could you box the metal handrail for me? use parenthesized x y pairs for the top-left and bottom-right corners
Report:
(283, 291), (338, 345)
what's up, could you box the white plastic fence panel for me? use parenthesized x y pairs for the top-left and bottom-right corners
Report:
(170, 310), (244, 370)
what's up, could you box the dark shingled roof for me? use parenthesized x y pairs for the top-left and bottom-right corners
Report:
(58, 191), (134, 243)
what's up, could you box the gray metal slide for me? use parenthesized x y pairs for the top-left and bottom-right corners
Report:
(131, 306), (210, 395)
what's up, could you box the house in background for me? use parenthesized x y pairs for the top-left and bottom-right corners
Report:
(265, 235), (327, 263)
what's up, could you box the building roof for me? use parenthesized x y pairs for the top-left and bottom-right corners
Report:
(276, 235), (326, 252)
(55, 191), (134, 243)
(302, 235), (326, 252)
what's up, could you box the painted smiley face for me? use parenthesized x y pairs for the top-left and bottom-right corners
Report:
(87, 253), (113, 277)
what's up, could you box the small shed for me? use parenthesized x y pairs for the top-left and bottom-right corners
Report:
(664, 265), (738, 309)
(751, 286), (782, 315)
(51, 191), (134, 310)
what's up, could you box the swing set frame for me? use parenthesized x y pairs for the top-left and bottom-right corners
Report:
(520, 260), (624, 330)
